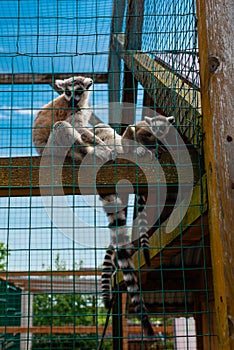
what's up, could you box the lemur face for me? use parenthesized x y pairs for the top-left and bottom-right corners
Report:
(144, 115), (175, 139)
(55, 76), (93, 105)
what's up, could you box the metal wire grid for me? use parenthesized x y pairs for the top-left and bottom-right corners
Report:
(0, 0), (214, 349)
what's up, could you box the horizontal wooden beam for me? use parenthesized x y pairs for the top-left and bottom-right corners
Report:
(0, 151), (199, 197)
(0, 270), (102, 293)
(0, 270), (101, 278)
(1, 326), (108, 335)
(0, 73), (108, 85)
(0, 325), (173, 335)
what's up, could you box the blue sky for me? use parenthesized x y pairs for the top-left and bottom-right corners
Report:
(0, 0), (197, 271)
(0, 0), (114, 271)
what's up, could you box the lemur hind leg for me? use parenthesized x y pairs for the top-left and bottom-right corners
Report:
(45, 120), (112, 162)
(79, 127), (113, 161)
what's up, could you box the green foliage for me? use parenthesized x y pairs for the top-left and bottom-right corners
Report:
(0, 242), (8, 270)
(32, 254), (111, 349)
(34, 255), (94, 326)
(33, 293), (96, 327)
(32, 334), (112, 350)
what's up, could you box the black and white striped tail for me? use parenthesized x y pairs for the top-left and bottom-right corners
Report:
(136, 195), (150, 266)
(100, 194), (128, 309)
(100, 194), (154, 335)
(101, 244), (115, 309)
(117, 247), (154, 336)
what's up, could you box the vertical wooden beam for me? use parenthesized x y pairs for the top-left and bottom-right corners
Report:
(108, 0), (126, 125)
(121, 0), (145, 129)
(194, 311), (204, 350)
(142, 90), (168, 118)
(122, 293), (128, 350)
(124, 0), (144, 50)
(201, 300), (218, 350)
(196, 0), (234, 349)
(112, 291), (123, 350)
(120, 1), (145, 237)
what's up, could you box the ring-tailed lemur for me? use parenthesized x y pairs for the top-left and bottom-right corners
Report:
(121, 115), (175, 156)
(121, 114), (175, 261)
(33, 76), (112, 161)
(98, 115), (174, 336)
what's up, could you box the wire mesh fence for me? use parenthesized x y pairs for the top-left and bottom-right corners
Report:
(0, 0), (216, 349)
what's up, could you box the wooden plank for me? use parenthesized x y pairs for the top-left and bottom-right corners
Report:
(0, 73), (108, 85)
(196, 0), (234, 349)
(0, 325), (173, 335)
(0, 270), (101, 278)
(0, 326), (108, 335)
(0, 151), (199, 197)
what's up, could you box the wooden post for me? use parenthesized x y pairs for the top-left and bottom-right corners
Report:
(122, 293), (128, 350)
(108, 0), (126, 125)
(196, 0), (234, 349)
(121, 0), (145, 129)
(112, 291), (123, 350)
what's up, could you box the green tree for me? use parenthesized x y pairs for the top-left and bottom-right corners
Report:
(33, 254), (111, 349)
(0, 243), (8, 270)
(34, 254), (94, 326)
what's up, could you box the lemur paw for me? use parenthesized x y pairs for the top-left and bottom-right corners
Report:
(53, 121), (69, 129)
(94, 146), (113, 162)
(136, 146), (146, 157)
(136, 146), (153, 159)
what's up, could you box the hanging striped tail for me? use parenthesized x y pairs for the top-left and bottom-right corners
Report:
(136, 195), (151, 266)
(101, 244), (116, 309)
(117, 246), (154, 336)
(100, 194), (127, 309)
(100, 193), (154, 335)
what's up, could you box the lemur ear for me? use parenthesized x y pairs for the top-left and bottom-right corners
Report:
(167, 116), (175, 124)
(55, 79), (66, 90)
(144, 116), (152, 124)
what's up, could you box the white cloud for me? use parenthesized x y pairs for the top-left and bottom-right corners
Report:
(0, 104), (39, 118)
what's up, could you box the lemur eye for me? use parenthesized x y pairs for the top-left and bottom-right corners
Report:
(65, 91), (72, 97)
(75, 90), (83, 96)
